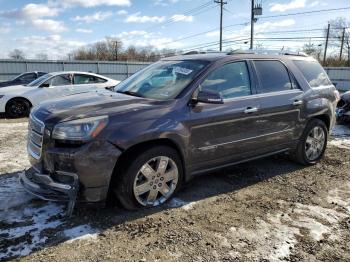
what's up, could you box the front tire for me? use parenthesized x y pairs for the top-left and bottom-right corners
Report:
(291, 119), (328, 165)
(5, 98), (31, 118)
(114, 146), (183, 210)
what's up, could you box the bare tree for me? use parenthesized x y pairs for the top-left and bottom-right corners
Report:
(35, 53), (48, 60)
(302, 42), (323, 61)
(326, 17), (350, 62)
(9, 49), (26, 60)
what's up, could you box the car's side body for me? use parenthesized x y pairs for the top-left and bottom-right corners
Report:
(20, 53), (338, 213)
(0, 71), (120, 114)
(0, 71), (47, 88)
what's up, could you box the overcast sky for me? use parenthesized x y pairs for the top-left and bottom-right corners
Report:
(0, 0), (349, 59)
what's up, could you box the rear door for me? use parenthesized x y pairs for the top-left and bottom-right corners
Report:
(72, 74), (108, 93)
(252, 60), (304, 150)
(189, 60), (262, 171)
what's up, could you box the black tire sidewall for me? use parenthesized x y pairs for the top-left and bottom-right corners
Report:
(115, 146), (183, 210)
(298, 119), (328, 165)
(6, 99), (30, 118)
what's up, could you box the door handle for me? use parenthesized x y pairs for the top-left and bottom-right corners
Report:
(244, 107), (258, 114)
(292, 100), (303, 106)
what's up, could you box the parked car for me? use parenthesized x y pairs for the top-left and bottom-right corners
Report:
(336, 91), (350, 123)
(0, 71), (119, 117)
(20, 52), (339, 215)
(0, 71), (47, 88)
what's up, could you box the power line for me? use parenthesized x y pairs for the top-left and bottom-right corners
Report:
(260, 6), (350, 19)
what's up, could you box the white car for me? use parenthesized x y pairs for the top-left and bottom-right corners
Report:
(0, 71), (120, 117)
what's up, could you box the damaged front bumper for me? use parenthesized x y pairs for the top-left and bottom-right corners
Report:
(19, 167), (79, 216)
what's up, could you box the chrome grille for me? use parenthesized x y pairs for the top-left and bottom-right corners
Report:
(28, 114), (45, 159)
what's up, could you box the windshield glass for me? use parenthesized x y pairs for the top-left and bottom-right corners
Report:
(115, 60), (209, 100)
(27, 74), (52, 87)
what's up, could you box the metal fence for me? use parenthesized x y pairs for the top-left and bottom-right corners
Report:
(0, 59), (349, 91)
(324, 67), (350, 92)
(0, 59), (151, 82)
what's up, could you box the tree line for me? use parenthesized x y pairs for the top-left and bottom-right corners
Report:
(7, 17), (350, 67)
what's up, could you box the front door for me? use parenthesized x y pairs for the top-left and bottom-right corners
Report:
(188, 61), (262, 172)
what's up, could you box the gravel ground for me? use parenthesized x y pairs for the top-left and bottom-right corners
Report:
(0, 118), (349, 262)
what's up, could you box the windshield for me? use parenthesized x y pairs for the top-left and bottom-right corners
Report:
(115, 60), (209, 100)
(27, 74), (52, 87)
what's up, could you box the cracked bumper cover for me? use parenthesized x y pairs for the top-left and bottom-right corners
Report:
(24, 140), (122, 204)
(20, 168), (78, 202)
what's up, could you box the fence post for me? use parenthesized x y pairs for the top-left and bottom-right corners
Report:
(62, 61), (65, 71)
(126, 62), (129, 78)
(97, 62), (100, 74)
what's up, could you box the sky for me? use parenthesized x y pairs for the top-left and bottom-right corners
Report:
(0, 0), (350, 59)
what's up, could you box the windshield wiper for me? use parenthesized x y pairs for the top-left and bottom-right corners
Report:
(117, 90), (144, 98)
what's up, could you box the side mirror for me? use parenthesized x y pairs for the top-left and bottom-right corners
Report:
(40, 83), (50, 88)
(194, 90), (224, 104)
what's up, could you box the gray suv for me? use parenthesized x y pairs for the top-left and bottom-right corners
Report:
(20, 52), (339, 215)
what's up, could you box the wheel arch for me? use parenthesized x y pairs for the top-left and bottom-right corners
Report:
(6, 96), (33, 109)
(313, 114), (331, 130)
(112, 138), (187, 182)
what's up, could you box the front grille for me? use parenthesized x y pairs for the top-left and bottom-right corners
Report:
(28, 114), (45, 159)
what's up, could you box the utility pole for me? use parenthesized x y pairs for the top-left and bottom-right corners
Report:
(250, 0), (262, 50)
(323, 23), (330, 66)
(250, 0), (255, 50)
(340, 27), (345, 61)
(214, 0), (227, 51)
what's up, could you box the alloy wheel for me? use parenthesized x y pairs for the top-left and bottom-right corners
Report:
(133, 156), (179, 207)
(305, 126), (326, 161)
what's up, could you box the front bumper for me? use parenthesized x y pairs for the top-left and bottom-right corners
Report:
(23, 139), (122, 216)
(20, 167), (79, 216)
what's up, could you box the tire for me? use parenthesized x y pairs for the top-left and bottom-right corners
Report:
(114, 146), (183, 210)
(5, 98), (31, 118)
(291, 119), (328, 165)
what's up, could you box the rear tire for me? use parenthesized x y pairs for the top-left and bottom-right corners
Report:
(291, 119), (328, 165)
(5, 98), (31, 118)
(114, 146), (183, 210)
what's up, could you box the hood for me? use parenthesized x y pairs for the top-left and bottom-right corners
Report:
(33, 89), (173, 125)
(0, 85), (36, 95)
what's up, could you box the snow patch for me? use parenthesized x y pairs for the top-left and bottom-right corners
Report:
(0, 174), (33, 212)
(0, 201), (64, 260)
(167, 198), (197, 210)
(330, 125), (350, 149)
(63, 225), (99, 243)
(327, 182), (350, 213)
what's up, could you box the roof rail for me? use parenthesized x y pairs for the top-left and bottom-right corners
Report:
(227, 49), (308, 57)
(182, 50), (228, 55)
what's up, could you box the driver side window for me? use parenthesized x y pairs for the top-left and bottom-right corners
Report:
(201, 61), (252, 100)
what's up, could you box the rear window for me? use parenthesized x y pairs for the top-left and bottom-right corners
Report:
(254, 60), (292, 93)
(294, 60), (332, 88)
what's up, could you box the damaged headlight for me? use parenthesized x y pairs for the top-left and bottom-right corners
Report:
(52, 116), (109, 141)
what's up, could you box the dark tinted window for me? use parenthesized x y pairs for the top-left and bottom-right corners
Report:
(201, 61), (251, 99)
(38, 72), (47, 77)
(19, 73), (36, 82)
(74, 74), (107, 84)
(254, 60), (292, 93)
(294, 60), (332, 87)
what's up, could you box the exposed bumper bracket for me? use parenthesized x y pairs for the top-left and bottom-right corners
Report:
(19, 168), (79, 217)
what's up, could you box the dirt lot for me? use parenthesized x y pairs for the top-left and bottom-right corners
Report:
(0, 118), (350, 262)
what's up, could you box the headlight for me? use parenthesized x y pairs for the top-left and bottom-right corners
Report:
(52, 116), (108, 141)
